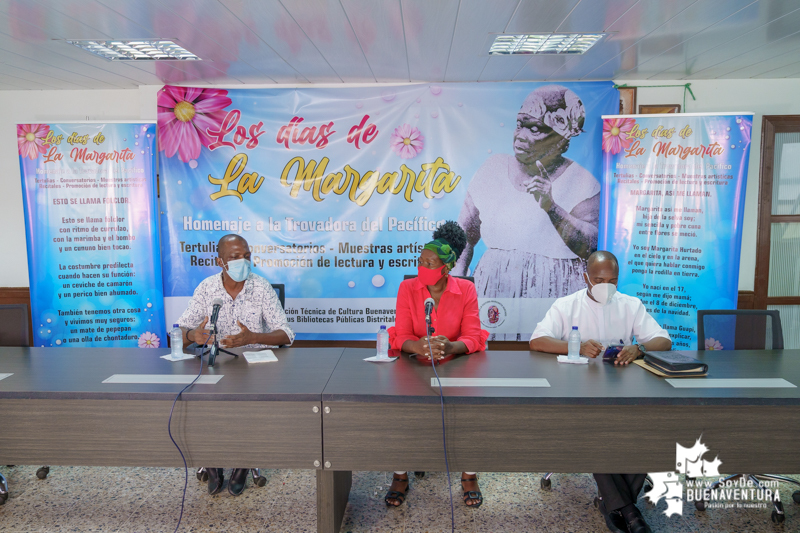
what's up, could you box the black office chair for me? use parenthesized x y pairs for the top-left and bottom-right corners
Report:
(694, 309), (799, 523)
(697, 309), (783, 351)
(0, 304), (33, 504)
(195, 283), (285, 490)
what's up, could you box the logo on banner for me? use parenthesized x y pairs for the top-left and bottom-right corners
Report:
(479, 300), (506, 329)
(648, 436), (781, 516)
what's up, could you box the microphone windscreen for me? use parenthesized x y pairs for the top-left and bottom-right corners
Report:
(211, 298), (224, 308)
(424, 297), (435, 307)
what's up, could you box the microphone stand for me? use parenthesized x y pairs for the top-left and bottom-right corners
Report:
(206, 321), (239, 367)
(425, 310), (435, 337)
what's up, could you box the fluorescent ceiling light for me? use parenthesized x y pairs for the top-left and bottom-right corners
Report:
(489, 33), (605, 55)
(65, 40), (200, 61)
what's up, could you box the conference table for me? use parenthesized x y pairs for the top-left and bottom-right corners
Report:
(2, 346), (800, 533)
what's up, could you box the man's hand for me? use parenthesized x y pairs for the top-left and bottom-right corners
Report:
(189, 317), (216, 346)
(614, 345), (642, 365)
(524, 161), (554, 211)
(580, 339), (603, 358)
(220, 320), (255, 348)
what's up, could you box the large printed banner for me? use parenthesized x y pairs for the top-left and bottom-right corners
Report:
(159, 83), (619, 339)
(18, 123), (165, 348)
(599, 113), (753, 349)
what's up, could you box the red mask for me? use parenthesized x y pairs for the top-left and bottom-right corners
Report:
(417, 264), (446, 286)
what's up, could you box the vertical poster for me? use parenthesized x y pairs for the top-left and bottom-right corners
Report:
(18, 122), (165, 348)
(599, 113), (753, 349)
(157, 83), (619, 340)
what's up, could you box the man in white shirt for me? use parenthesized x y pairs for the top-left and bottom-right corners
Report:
(530, 251), (671, 533)
(178, 234), (293, 496)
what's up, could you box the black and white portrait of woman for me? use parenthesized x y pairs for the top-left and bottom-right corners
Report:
(452, 85), (599, 340)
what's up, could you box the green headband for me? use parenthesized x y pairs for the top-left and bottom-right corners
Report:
(423, 239), (456, 270)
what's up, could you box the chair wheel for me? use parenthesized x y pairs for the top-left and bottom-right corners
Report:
(540, 477), (551, 490)
(0, 495), (6, 505)
(414, 471), (425, 479)
(643, 477), (653, 493)
(196, 470), (208, 482)
(772, 510), (785, 524)
(792, 490), (800, 504)
(695, 500), (706, 511)
(36, 467), (49, 480)
(593, 496), (600, 509)
(255, 475), (267, 487)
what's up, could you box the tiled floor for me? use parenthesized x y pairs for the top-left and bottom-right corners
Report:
(0, 466), (798, 532)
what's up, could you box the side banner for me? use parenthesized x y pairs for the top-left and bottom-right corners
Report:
(158, 83), (619, 339)
(599, 113), (753, 349)
(18, 123), (165, 348)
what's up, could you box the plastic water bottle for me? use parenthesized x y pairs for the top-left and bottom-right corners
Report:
(568, 326), (581, 360)
(170, 324), (183, 359)
(377, 325), (389, 358)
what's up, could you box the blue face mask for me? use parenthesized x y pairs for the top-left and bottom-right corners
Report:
(224, 258), (251, 282)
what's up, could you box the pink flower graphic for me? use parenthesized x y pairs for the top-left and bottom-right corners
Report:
(704, 337), (723, 351)
(17, 124), (50, 160)
(157, 86), (232, 163)
(138, 332), (161, 348)
(602, 118), (636, 155)
(390, 124), (424, 159)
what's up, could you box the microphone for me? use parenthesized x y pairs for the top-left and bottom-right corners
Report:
(209, 298), (223, 327)
(424, 297), (435, 336)
(208, 298), (224, 366)
(424, 297), (435, 318)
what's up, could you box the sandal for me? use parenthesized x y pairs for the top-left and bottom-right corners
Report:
(461, 476), (483, 508)
(384, 475), (410, 507)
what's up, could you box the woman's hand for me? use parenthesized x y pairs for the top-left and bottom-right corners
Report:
(416, 336), (447, 360)
(524, 160), (554, 211)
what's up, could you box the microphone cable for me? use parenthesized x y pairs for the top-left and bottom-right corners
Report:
(426, 335), (455, 533)
(167, 333), (210, 533)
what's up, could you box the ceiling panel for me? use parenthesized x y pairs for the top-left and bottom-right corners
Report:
(443, 0), (519, 82)
(650, 4), (800, 79)
(340, 0), (409, 82)
(90, 0), (261, 83)
(402, 0), (459, 82)
(555, 0), (640, 33)
(153, 0), (308, 83)
(280, 0), (375, 82)
(755, 60), (800, 78)
(3, 0), (800, 89)
(615, 0), (758, 78)
(515, 55), (572, 81)
(549, 0), (698, 80)
(505, 0), (580, 33)
(217, 0), (340, 82)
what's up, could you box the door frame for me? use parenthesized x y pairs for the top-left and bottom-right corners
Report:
(754, 115), (800, 309)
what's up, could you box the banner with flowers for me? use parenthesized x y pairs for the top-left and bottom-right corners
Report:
(158, 83), (618, 340)
(599, 113), (753, 349)
(18, 123), (165, 348)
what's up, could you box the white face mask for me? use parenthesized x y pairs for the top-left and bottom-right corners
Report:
(585, 274), (617, 305)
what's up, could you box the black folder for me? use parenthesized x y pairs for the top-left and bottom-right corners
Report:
(643, 351), (708, 376)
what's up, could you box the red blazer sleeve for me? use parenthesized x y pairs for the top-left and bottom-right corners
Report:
(455, 280), (489, 353)
(388, 280), (418, 350)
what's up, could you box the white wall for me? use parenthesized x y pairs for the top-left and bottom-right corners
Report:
(3, 80), (800, 290)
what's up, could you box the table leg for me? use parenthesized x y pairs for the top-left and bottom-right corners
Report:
(316, 469), (352, 533)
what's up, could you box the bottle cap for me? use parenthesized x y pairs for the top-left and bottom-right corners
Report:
(572, 326), (578, 330)
(173, 323), (179, 328)
(380, 325), (386, 330)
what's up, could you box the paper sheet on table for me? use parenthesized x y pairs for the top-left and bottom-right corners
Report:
(160, 353), (196, 362)
(557, 355), (589, 364)
(364, 355), (398, 363)
(243, 350), (278, 363)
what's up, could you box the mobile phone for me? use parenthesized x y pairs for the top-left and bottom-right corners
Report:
(602, 344), (623, 362)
